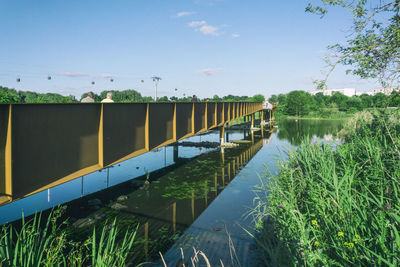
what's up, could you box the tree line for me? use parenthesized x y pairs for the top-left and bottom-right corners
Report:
(0, 86), (265, 104)
(269, 90), (400, 117)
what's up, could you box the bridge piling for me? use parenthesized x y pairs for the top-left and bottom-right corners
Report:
(219, 125), (225, 145)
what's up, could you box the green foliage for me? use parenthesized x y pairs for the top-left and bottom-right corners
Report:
(0, 208), (138, 266)
(275, 89), (400, 117)
(0, 86), (77, 104)
(91, 220), (137, 267)
(252, 110), (400, 265)
(285, 90), (314, 116)
(307, 1), (400, 86)
(0, 87), (20, 103)
(268, 94), (279, 103)
(250, 94), (265, 102)
(1, 85), (267, 104)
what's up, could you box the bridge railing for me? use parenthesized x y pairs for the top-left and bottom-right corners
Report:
(0, 102), (263, 205)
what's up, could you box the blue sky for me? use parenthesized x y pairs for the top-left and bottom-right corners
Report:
(0, 0), (380, 99)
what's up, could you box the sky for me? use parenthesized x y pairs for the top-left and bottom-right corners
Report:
(0, 0), (381, 99)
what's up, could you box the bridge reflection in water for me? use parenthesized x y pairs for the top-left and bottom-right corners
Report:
(62, 130), (270, 265)
(0, 102), (268, 206)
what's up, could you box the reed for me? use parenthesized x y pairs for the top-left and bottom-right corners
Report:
(0, 208), (138, 266)
(252, 109), (400, 266)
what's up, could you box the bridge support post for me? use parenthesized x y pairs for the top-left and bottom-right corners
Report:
(251, 113), (255, 128)
(173, 145), (179, 163)
(261, 125), (264, 138)
(270, 109), (272, 122)
(261, 110), (264, 123)
(219, 125), (225, 145)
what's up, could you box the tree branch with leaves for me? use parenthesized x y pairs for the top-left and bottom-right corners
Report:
(307, 0), (400, 88)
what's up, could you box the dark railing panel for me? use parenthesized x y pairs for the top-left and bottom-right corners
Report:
(148, 103), (174, 150)
(103, 104), (147, 166)
(230, 103), (234, 121)
(207, 102), (216, 128)
(12, 104), (101, 199)
(176, 103), (192, 140)
(217, 103), (223, 125)
(194, 103), (206, 133)
(224, 103), (229, 122)
(0, 105), (9, 196)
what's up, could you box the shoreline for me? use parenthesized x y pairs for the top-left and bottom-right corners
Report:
(275, 116), (351, 120)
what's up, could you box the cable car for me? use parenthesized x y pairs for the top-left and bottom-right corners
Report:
(91, 81), (95, 85)
(16, 78), (20, 82)
(110, 78), (114, 82)
(48, 76), (51, 80)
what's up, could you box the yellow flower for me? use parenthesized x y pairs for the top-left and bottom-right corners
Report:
(344, 242), (354, 248)
(354, 234), (361, 244)
(314, 241), (320, 247)
(338, 232), (344, 238)
(312, 220), (317, 226)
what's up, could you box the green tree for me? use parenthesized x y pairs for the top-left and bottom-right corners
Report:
(250, 94), (265, 102)
(313, 92), (326, 109)
(269, 94), (279, 103)
(345, 96), (363, 112)
(330, 92), (348, 110)
(307, 1), (400, 87)
(0, 87), (20, 103)
(285, 91), (313, 116)
(359, 93), (374, 109)
(389, 90), (400, 106)
(373, 92), (389, 107)
(157, 96), (170, 102)
(212, 94), (221, 101)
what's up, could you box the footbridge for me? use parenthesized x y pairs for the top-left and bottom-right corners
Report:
(0, 102), (274, 206)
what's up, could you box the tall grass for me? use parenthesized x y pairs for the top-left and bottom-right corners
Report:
(252, 110), (400, 266)
(0, 207), (138, 266)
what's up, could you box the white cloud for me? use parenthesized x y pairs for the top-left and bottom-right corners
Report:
(199, 25), (219, 36)
(176, 11), (196, 18)
(188, 20), (219, 36)
(197, 68), (222, 76)
(232, 33), (240, 38)
(188, 20), (207, 27)
(98, 73), (114, 78)
(59, 72), (89, 77)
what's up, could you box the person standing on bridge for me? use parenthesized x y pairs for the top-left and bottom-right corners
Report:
(81, 92), (95, 103)
(101, 92), (114, 103)
(191, 95), (198, 102)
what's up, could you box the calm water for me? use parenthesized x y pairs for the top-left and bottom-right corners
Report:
(0, 119), (346, 266)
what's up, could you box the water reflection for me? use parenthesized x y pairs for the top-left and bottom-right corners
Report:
(276, 119), (345, 145)
(64, 134), (265, 265)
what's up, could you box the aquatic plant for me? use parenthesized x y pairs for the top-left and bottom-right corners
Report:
(0, 208), (138, 266)
(252, 110), (400, 265)
(90, 219), (137, 267)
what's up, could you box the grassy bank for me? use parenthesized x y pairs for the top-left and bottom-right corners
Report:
(274, 111), (353, 120)
(252, 110), (400, 266)
(0, 208), (138, 266)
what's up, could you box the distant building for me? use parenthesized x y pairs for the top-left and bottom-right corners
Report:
(356, 91), (374, 96)
(310, 88), (356, 97)
(372, 87), (399, 95)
